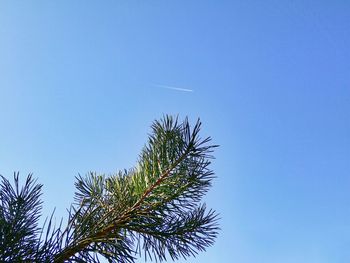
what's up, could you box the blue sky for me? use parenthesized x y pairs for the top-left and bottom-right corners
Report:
(1, 1), (350, 262)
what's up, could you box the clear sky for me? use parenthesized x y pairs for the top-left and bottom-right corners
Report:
(1, 1), (350, 262)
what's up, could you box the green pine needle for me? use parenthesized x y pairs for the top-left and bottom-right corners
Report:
(0, 115), (219, 263)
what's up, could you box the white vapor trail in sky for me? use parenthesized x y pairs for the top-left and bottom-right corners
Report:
(153, 84), (194, 93)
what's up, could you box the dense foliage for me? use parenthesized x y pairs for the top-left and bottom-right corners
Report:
(0, 115), (219, 262)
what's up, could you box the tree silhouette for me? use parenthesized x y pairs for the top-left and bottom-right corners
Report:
(0, 115), (219, 262)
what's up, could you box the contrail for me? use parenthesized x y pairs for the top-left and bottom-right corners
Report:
(154, 84), (194, 93)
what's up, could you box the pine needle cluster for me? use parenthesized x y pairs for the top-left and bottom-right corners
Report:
(0, 115), (219, 262)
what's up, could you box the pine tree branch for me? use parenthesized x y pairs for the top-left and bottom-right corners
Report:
(51, 115), (219, 262)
